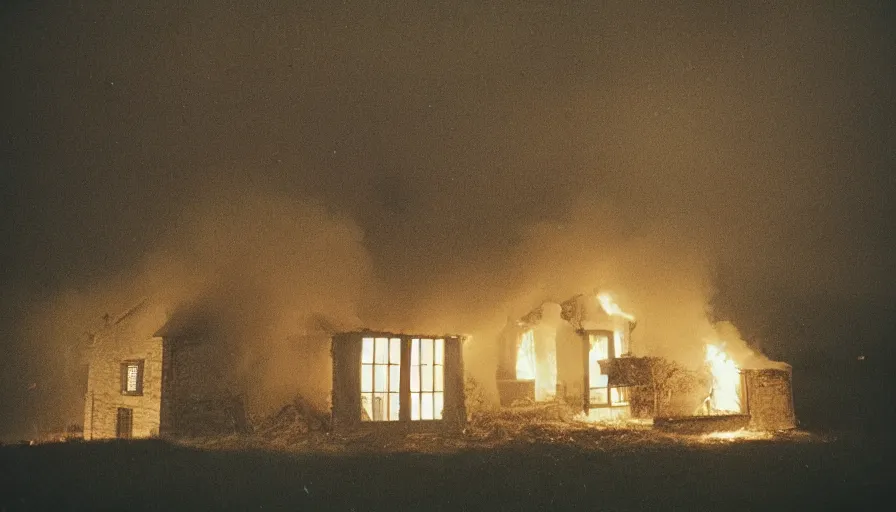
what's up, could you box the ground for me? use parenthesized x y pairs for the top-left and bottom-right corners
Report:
(1, 421), (893, 511)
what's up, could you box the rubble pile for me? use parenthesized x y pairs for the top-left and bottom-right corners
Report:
(253, 397), (329, 445)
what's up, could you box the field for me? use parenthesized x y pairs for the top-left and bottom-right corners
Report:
(2, 421), (893, 511)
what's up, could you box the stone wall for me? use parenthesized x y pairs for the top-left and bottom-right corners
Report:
(744, 367), (797, 430)
(83, 326), (164, 440)
(161, 336), (247, 437)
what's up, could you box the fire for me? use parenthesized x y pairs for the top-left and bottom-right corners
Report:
(704, 344), (742, 414)
(597, 293), (635, 321)
(516, 329), (536, 380)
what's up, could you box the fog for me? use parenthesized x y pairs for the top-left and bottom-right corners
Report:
(2, 1), (893, 438)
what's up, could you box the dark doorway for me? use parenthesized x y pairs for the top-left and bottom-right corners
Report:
(116, 408), (133, 439)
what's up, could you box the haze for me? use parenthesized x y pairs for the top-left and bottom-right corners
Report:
(1, 1), (893, 440)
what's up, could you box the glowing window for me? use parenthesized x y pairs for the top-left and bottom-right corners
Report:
(589, 333), (609, 361)
(120, 360), (144, 396)
(610, 386), (630, 406)
(588, 332), (628, 407)
(360, 337), (401, 421)
(515, 330), (536, 380)
(613, 329), (629, 357)
(410, 338), (444, 420)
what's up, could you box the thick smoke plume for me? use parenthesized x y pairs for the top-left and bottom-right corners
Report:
(23, 183), (375, 427)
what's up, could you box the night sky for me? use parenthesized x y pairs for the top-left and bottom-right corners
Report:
(1, 1), (894, 440)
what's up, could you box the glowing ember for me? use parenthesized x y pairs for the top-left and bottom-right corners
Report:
(701, 430), (771, 442)
(597, 293), (635, 321)
(705, 344), (742, 414)
(516, 329), (536, 380)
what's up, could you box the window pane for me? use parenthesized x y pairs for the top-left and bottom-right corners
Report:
(411, 339), (420, 365)
(389, 364), (400, 392)
(595, 373), (608, 387)
(390, 338), (401, 364)
(434, 392), (444, 420)
(421, 338), (433, 364)
(389, 393), (400, 421)
(434, 339), (444, 364)
(361, 365), (373, 392)
(613, 330), (629, 358)
(434, 365), (443, 392)
(590, 388), (608, 405)
(361, 393), (373, 421)
(373, 392), (387, 421)
(375, 338), (388, 364)
(421, 393), (434, 420)
(410, 392), (420, 420)
(374, 365), (387, 392)
(410, 364), (420, 392)
(421, 363), (433, 392)
(611, 387), (629, 405)
(590, 334), (609, 361)
(127, 364), (139, 392)
(361, 338), (374, 364)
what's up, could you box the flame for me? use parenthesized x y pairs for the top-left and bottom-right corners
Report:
(516, 329), (536, 380)
(597, 293), (635, 321)
(704, 343), (742, 414)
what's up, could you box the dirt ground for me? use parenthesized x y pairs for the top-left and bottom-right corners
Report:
(1, 422), (893, 511)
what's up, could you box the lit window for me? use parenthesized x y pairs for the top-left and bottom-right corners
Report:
(588, 333), (628, 407)
(613, 329), (629, 357)
(360, 337), (401, 421)
(410, 338), (444, 420)
(610, 386), (629, 405)
(515, 330), (536, 380)
(120, 360), (144, 396)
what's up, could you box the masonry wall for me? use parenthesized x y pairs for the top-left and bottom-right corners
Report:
(83, 329), (164, 440)
(160, 337), (247, 437)
(744, 367), (797, 430)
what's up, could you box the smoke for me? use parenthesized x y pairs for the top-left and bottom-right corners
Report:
(2, 1), (892, 438)
(21, 181), (375, 426)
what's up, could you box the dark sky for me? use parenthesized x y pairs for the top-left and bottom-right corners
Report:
(2, 1), (894, 439)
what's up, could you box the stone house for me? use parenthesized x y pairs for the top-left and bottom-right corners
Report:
(82, 300), (245, 440)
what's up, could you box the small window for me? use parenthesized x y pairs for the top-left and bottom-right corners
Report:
(120, 360), (144, 396)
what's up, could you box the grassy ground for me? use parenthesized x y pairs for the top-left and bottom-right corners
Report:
(1, 423), (892, 511)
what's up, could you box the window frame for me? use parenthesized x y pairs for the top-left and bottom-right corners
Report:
(358, 336), (447, 423)
(360, 337), (402, 422)
(120, 360), (145, 396)
(586, 330), (630, 408)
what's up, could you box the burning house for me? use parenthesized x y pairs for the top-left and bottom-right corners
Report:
(330, 332), (466, 432)
(497, 292), (797, 431)
(82, 299), (468, 439)
(496, 293), (637, 420)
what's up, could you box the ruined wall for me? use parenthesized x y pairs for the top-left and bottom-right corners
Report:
(83, 329), (163, 440)
(555, 326), (585, 408)
(161, 337), (247, 437)
(744, 367), (796, 430)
